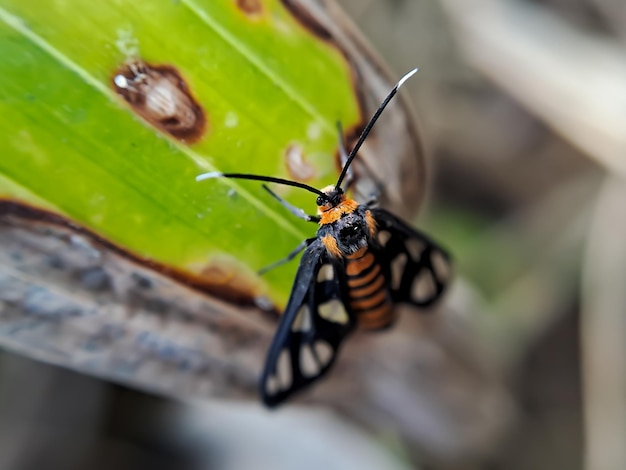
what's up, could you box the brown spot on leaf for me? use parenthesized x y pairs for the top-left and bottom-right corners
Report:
(235, 0), (264, 18)
(112, 61), (206, 144)
(196, 254), (263, 299)
(285, 143), (315, 181)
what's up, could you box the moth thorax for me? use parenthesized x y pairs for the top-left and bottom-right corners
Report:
(335, 213), (369, 255)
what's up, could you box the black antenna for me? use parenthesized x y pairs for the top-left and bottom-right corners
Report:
(196, 172), (326, 197)
(335, 68), (418, 190)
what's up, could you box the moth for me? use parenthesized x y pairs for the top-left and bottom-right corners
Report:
(197, 69), (451, 407)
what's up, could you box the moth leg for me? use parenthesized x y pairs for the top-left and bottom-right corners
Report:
(262, 184), (320, 223)
(258, 238), (317, 275)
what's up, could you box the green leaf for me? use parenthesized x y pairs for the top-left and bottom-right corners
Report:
(0, 0), (360, 305)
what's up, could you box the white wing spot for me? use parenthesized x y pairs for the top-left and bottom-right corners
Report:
(317, 264), (335, 282)
(319, 299), (349, 324)
(314, 340), (333, 366)
(405, 239), (425, 261)
(291, 305), (312, 332)
(391, 253), (407, 290)
(277, 350), (292, 389)
(300, 344), (321, 377)
(411, 270), (437, 302)
(378, 230), (391, 247)
(265, 375), (280, 395)
(431, 251), (452, 283)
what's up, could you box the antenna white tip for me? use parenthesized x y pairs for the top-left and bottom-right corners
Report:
(196, 172), (223, 182)
(396, 68), (419, 89)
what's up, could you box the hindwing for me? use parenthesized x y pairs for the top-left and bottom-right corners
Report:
(260, 239), (356, 407)
(370, 208), (452, 307)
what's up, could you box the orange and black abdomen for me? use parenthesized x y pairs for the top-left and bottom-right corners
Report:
(345, 249), (394, 330)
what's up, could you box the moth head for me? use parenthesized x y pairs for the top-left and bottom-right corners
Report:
(316, 185), (345, 211)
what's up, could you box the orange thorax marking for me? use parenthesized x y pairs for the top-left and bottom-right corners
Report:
(318, 199), (359, 225)
(321, 235), (341, 257)
(365, 210), (377, 238)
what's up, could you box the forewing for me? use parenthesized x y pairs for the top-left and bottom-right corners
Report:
(371, 208), (452, 308)
(260, 239), (356, 407)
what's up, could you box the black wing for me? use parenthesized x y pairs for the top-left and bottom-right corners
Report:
(260, 239), (356, 407)
(370, 208), (452, 308)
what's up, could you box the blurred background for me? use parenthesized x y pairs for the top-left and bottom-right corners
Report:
(1, 0), (625, 469)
